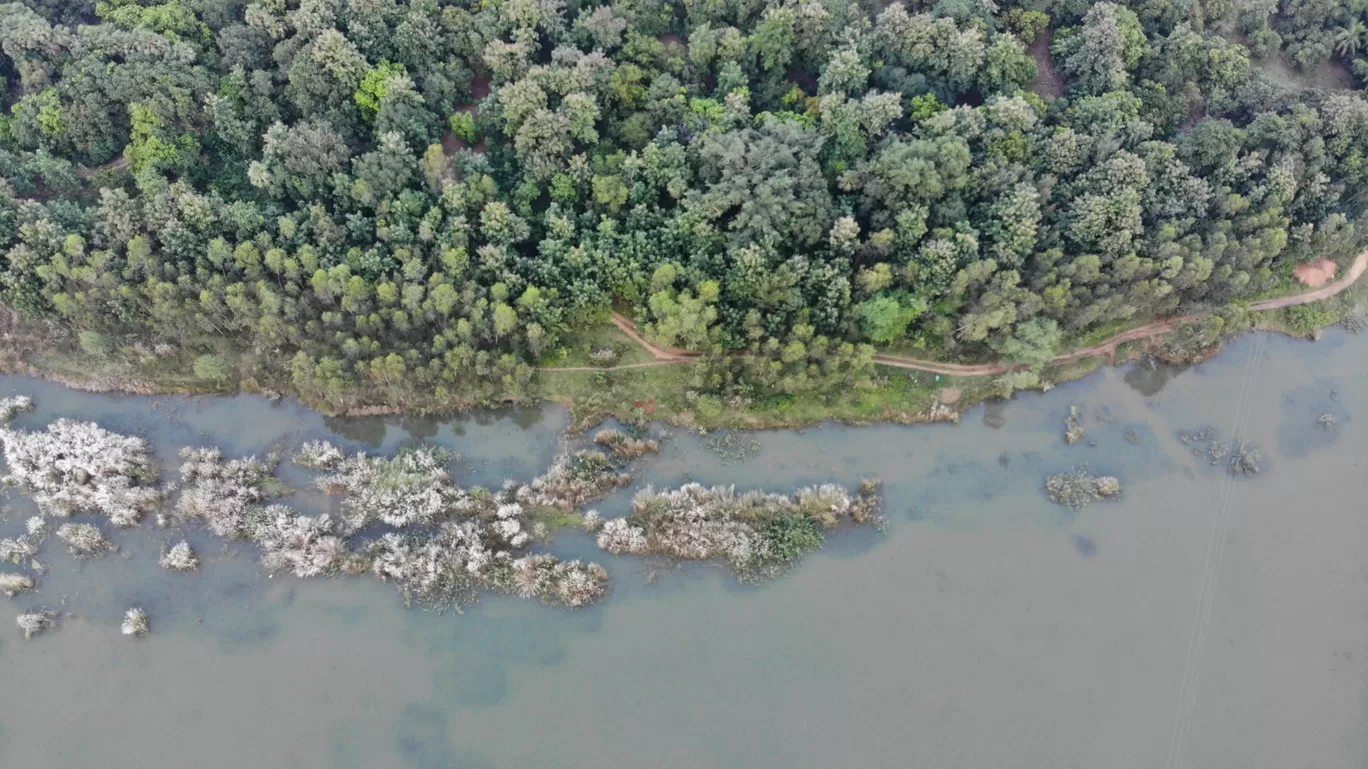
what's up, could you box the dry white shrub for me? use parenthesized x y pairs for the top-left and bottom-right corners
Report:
(306, 446), (472, 532)
(159, 540), (199, 571)
(17, 609), (57, 639)
(597, 480), (883, 579)
(121, 607), (149, 637)
(580, 509), (604, 532)
(512, 450), (631, 511)
(55, 523), (111, 558)
(0, 417), (161, 526)
(0, 572), (34, 597)
(176, 447), (276, 538)
(596, 517), (648, 554)
(252, 506), (348, 578)
(294, 440), (345, 469)
(0, 535), (38, 563)
(0, 395), (34, 423)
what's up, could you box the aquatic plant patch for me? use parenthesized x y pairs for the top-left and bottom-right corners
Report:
(597, 480), (883, 582)
(1045, 467), (1121, 511)
(0, 417), (162, 526)
(0, 394), (886, 634)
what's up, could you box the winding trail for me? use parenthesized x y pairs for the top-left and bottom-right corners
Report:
(542, 251), (1368, 376)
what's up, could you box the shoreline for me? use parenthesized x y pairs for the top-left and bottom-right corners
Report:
(3, 251), (1365, 430)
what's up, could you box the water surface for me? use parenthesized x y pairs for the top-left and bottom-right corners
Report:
(0, 331), (1365, 769)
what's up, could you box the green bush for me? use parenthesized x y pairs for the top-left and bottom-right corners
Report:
(1284, 304), (1335, 333)
(193, 354), (232, 382)
(761, 515), (825, 564)
(78, 330), (112, 358)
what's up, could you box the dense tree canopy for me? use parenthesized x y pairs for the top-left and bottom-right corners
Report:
(2, 0), (1368, 408)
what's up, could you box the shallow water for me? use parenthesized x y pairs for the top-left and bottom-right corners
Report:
(1, 331), (1366, 769)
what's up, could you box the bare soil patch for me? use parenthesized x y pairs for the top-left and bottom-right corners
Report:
(1295, 258), (1338, 288)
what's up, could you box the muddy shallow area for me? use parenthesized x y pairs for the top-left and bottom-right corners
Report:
(0, 331), (1365, 769)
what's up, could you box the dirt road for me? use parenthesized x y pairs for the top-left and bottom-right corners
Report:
(544, 251), (1368, 376)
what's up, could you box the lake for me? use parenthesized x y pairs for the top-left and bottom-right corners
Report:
(0, 330), (1364, 769)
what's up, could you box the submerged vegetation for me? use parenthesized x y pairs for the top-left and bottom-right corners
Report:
(0, 394), (882, 630)
(1063, 405), (1085, 445)
(597, 480), (882, 582)
(1180, 427), (1265, 476)
(1045, 467), (1122, 511)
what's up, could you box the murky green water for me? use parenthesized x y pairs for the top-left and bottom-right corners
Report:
(1, 331), (1365, 769)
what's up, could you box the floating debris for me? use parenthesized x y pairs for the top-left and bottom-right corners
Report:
(55, 523), (112, 558)
(596, 517), (649, 554)
(0, 572), (34, 597)
(0, 415), (162, 526)
(1123, 427), (1141, 444)
(1317, 413), (1336, 430)
(593, 428), (660, 459)
(1064, 405), (1085, 445)
(596, 479), (882, 582)
(16, 609), (58, 639)
(121, 607), (149, 637)
(0, 396), (883, 620)
(158, 541), (199, 572)
(1045, 467), (1121, 511)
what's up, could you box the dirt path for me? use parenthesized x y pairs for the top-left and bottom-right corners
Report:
(546, 251), (1368, 377)
(1249, 251), (1368, 310)
(609, 312), (698, 361)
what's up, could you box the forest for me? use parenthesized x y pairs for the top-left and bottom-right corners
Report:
(3, 0), (1368, 413)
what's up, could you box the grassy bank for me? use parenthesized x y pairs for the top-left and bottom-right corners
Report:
(2, 277), (1363, 432)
